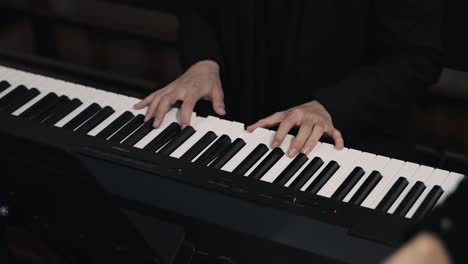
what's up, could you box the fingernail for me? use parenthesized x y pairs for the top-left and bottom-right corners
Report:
(272, 141), (279, 148)
(288, 148), (297, 157)
(302, 147), (310, 155)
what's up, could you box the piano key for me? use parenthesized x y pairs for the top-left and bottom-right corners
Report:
(221, 128), (272, 172)
(143, 122), (181, 152)
(331, 167), (366, 201)
(158, 126), (197, 156)
(259, 135), (298, 183)
(36, 95), (71, 122)
(273, 153), (308, 186)
(387, 165), (434, 214)
(75, 106), (115, 134)
(4, 88), (40, 114)
(284, 143), (333, 187)
(180, 131), (218, 162)
(209, 138), (247, 169)
(0, 85), (28, 108)
(317, 148), (363, 197)
(169, 116), (217, 158)
(133, 109), (181, 149)
(0, 81), (17, 100)
(0, 80), (10, 93)
(376, 177), (409, 212)
(194, 135), (232, 166)
(232, 144), (269, 176)
(363, 161), (417, 208)
(248, 148), (284, 180)
(11, 90), (48, 117)
(437, 172), (465, 206)
(29, 95), (66, 122)
(348, 171), (382, 205)
(306, 161), (341, 194)
(405, 169), (450, 219)
(42, 99), (82, 125)
(62, 103), (102, 131)
(95, 111), (135, 139)
(394, 181), (426, 217)
(342, 155), (389, 203)
(122, 119), (156, 146)
(54, 102), (92, 128)
(289, 157), (324, 190)
(361, 159), (405, 208)
(19, 92), (60, 119)
(109, 115), (145, 143)
(412, 186), (444, 220)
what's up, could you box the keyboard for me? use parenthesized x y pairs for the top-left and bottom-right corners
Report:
(0, 60), (465, 264)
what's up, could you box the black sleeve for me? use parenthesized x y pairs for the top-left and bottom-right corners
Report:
(177, 1), (224, 71)
(313, 0), (443, 136)
(406, 178), (467, 263)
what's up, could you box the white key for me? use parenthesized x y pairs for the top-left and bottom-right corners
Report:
(259, 135), (297, 183)
(54, 102), (92, 128)
(387, 165), (434, 214)
(437, 172), (465, 206)
(405, 169), (450, 218)
(133, 109), (181, 149)
(170, 116), (217, 158)
(87, 111), (125, 136)
(361, 159), (405, 208)
(318, 148), (363, 197)
(284, 143), (334, 187)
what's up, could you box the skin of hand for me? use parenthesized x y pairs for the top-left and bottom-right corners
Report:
(134, 60), (225, 128)
(383, 232), (452, 264)
(246, 100), (344, 158)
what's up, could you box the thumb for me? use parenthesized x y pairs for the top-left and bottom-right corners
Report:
(211, 86), (226, 116)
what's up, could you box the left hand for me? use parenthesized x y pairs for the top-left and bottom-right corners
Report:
(246, 101), (344, 158)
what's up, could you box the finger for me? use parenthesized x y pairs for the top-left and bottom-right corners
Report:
(180, 98), (197, 128)
(153, 95), (177, 128)
(134, 93), (155, 110)
(329, 128), (344, 150)
(145, 94), (162, 122)
(246, 112), (286, 132)
(211, 86), (226, 115)
(288, 125), (312, 157)
(272, 117), (295, 149)
(301, 124), (324, 155)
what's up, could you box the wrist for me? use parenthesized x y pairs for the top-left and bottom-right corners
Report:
(190, 60), (219, 74)
(412, 232), (452, 263)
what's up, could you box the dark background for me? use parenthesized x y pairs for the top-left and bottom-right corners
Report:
(1, 0), (468, 173)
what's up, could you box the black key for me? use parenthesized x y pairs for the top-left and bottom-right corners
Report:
(394, 181), (426, 217)
(249, 148), (284, 180)
(36, 95), (71, 122)
(75, 106), (115, 134)
(0, 85), (28, 108)
(306, 161), (340, 194)
(96, 111), (134, 139)
(26, 94), (62, 121)
(209, 138), (247, 169)
(62, 103), (102, 131)
(376, 177), (409, 212)
(4, 88), (39, 114)
(143, 122), (180, 152)
(42, 98), (82, 125)
(349, 171), (383, 205)
(109, 114), (145, 143)
(195, 135), (232, 166)
(180, 131), (218, 162)
(332, 167), (366, 201)
(159, 126), (197, 156)
(289, 157), (324, 190)
(0, 80), (10, 93)
(232, 144), (270, 176)
(122, 119), (155, 146)
(413, 186), (444, 220)
(273, 153), (309, 186)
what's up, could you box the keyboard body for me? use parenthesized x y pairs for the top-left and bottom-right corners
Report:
(0, 52), (462, 264)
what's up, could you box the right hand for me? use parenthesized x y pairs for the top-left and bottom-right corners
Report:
(134, 60), (225, 128)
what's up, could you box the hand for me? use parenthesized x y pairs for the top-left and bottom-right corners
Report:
(134, 60), (225, 128)
(246, 101), (344, 157)
(383, 232), (452, 264)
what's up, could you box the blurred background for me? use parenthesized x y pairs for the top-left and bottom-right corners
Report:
(0, 0), (467, 173)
